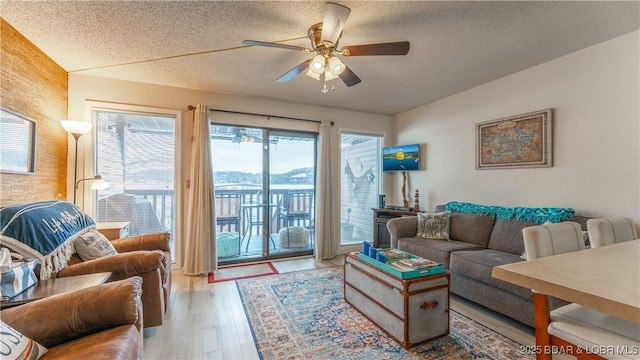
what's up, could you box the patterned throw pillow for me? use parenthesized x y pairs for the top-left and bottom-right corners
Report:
(0, 321), (47, 360)
(416, 211), (451, 240)
(74, 229), (117, 261)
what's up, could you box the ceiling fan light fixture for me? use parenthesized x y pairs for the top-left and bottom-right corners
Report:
(328, 56), (345, 75)
(324, 67), (338, 81)
(305, 67), (322, 80)
(309, 54), (325, 73)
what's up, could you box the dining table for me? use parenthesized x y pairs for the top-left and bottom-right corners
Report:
(492, 239), (640, 322)
(492, 239), (640, 358)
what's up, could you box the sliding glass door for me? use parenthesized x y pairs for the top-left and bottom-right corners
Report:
(211, 124), (316, 265)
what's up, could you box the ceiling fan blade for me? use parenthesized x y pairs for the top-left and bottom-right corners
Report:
(341, 41), (410, 56)
(277, 59), (312, 83)
(321, 2), (351, 46)
(243, 40), (308, 52)
(339, 65), (361, 87)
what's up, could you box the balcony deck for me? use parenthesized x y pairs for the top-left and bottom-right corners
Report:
(99, 187), (316, 263)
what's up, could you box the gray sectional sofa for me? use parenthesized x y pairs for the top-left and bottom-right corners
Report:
(386, 203), (589, 327)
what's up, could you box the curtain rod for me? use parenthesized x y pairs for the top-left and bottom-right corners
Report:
(187, 105), (333, 125)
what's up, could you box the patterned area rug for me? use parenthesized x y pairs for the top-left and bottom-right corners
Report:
(208, 262), (279, 283)
(237, 266), (531, 359)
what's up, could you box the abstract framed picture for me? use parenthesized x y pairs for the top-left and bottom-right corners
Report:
(476, 109), (552, 169)
(0, 107), (37, 174)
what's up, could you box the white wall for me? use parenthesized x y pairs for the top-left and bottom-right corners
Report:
(392, 31), (640, 221)
(67, 75), (393, 252)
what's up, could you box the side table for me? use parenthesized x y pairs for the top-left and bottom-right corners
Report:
(0, 272), (111, 309)
(97, 222), (130, 240)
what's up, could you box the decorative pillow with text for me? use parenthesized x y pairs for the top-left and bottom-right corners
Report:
(416, 211), (451, 240)
(0, 321), (47, 360)
(74, 229), (117, 261)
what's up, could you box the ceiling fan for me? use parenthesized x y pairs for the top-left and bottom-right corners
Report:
(243, 2), (410, 93)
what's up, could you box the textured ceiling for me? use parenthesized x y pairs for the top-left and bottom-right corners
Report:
(2, 1), (638, 115)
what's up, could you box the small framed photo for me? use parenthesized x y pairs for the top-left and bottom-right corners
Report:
(0, 108), (37, 174)
(476, 109), (552, 169)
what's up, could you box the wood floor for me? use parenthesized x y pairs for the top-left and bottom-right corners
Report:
(142, 255), (568, 360)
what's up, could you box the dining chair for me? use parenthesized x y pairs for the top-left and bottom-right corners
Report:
(523, 221), (639, 359)
(587, 217), (638, 248)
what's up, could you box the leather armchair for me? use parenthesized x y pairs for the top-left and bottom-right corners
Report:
(57, 231), (172, 327)
(1, 277), (144, 360)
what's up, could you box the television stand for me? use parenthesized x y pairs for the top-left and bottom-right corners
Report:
(372, 207), (418, 248)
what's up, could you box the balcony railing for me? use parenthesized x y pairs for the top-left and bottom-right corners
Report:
(115, 187), (316, 241)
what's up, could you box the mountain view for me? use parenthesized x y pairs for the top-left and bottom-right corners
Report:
(214, 167), (314, 187)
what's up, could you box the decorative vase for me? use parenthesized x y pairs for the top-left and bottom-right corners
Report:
(401, 171), (409, 207)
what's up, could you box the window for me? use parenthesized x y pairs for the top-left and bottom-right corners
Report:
(93, 108), (177, 257)
(0, 108), (36, 174)
(340, 132), (383, 245)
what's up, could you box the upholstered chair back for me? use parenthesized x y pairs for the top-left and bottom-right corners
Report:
(522, 221), (586, 260)
(587, 217), (638, 248)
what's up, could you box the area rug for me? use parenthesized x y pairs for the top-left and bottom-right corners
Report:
(208, 262), (279, 283)
(237, 266), (532, 359)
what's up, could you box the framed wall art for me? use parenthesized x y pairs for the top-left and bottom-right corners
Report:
(476, 109), (552, 169)
(0, 107), (37, 174)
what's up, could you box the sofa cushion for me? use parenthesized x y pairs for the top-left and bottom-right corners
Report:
(487, 216), (590, 256)
(416, 211), (450, 240)
(397, 238), (485, 268)
(487, 218), (538, 255)
(449, 249), (532, 299)
(435, 204), (495, 246)
(449, 212), (496, 247)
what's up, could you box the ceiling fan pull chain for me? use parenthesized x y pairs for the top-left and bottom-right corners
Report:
(322, 82), (329, 93)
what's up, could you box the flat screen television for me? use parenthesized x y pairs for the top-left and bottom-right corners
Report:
(382, 143), (420, 172)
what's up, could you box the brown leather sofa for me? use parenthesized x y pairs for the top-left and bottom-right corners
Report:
(57, 231), (172, 327)
(1, 277), (144, 359)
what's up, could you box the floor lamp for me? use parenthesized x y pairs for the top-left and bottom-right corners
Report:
(61, 120), (93, 204)
(75, 175), (109, 204)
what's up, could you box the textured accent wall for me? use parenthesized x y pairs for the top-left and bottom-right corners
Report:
(0, 19), (68, 205)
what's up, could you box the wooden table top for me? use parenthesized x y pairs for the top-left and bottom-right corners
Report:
(492, 240), (640, 323)
(1, 272), (111, 309)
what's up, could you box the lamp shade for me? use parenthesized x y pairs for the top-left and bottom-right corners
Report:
(309, 55), (325, 74)
(324, 67), (338, 81)
(88, 175), (109, 190)
(305, 67), (322, 80)
(328, 56), (346, 76)
(61, 120), (92, 135)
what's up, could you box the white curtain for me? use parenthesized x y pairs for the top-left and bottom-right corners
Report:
(182, 104), (217, 275)
(315, 121), (340, 260)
